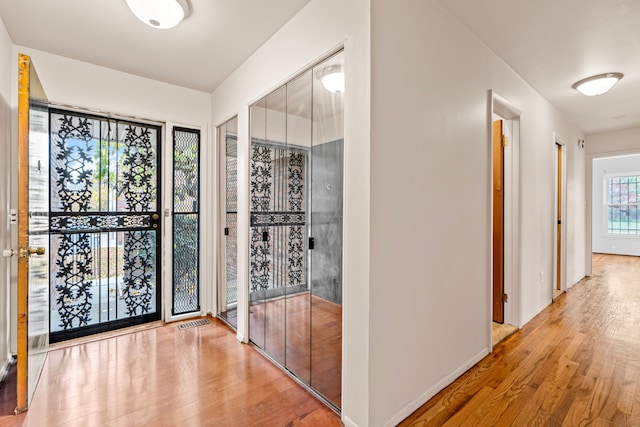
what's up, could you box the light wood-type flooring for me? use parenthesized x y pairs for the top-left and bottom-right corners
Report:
(0, 317), (341, 427)
(401, 254), (640, 426)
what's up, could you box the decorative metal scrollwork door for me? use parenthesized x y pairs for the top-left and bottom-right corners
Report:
(49, 110), (161, 342)
(250, 142), (307, 297)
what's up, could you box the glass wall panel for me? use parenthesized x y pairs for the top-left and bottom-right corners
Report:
(310, 53), (344, 408)
(219, 117), (238, 327)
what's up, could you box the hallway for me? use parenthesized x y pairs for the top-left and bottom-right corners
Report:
(401, 254), (640, 425)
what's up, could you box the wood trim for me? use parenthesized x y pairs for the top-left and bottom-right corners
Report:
(16, 53), (30, 413)
(557, 144), (562, 291)
(492, 120), (504, 323)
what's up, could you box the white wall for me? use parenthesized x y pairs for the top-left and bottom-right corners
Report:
(592, 155), (640, 256)
(0, 16), (13, 376)
(209, 0), (370, 425)
(369, 1), (586, 425)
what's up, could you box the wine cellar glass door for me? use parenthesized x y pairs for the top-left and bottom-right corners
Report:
(49, 110), (162, 343)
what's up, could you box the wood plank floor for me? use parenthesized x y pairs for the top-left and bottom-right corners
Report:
(401, 254), (640, 426)
(0, 318), (340, 427)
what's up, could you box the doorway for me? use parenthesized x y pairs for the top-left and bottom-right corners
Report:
(490, 91), (521, 346)
(48, 109), (162, 343)
(553, 140), (566, 300)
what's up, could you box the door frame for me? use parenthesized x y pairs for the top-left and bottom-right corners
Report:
(553, 134), (567, 295)
(489, 90), (522, 346)
(585, 147), (640, 276)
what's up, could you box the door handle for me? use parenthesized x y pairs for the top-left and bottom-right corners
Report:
(19, 247), (46, 258)
(151, 213), (160, 221)
(2, 249), (16, 258)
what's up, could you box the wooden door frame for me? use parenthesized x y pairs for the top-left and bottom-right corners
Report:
(492, 119), (505, 323)
(489, 91), (522, 346)
(553, 134), (567, 296)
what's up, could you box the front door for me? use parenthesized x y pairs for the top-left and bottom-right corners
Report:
(17, 53), (50, 412)
(48, 109), (162, 343)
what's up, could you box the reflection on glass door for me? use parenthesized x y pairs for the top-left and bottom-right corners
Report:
(248, 51), (344, 410)
(49, 110), (161, 343)
(218, 117), (238, 327)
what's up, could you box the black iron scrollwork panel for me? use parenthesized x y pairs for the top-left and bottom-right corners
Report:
(51, 114), (96, 213)
(120, 124), (157, 317)
(250, 145), (273, 212)
(52, 233), (94, 329)
(173, 128), (200, 315)
(121, 124), (157, 213)
(49, 111), (160, 340)
(50, 214), (150, 232)
(249, 143), (307, 292)
(122, 230), (156, 316)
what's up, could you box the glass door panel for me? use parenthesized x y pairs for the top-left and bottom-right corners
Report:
(310, 52), (344, 409)
(247, 50), (344, 411)
(172, 127), (200, 315)
(219, 117), (238, 327)
(17, 53), (50, 410)
(285, 70), (312, 385)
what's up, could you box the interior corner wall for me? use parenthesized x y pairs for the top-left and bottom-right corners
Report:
(209, 0), (371, 425)
(369, 0), (585, 425)
(0, 16), (13, 372)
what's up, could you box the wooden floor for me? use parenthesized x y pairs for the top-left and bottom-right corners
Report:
(0, 318), (341, 427)
(401, 254), (640, 426)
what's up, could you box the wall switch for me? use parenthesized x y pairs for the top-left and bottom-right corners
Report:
(540, 271), (544, 283)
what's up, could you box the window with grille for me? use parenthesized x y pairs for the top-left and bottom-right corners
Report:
(607, 175), (640, 235)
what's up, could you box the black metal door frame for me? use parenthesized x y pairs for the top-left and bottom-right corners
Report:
(48, 108), (162, 343)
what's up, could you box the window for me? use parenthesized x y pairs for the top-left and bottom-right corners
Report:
(607, 175), (640, 235)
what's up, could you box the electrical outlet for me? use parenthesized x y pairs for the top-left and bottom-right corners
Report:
(540, 271), (544, 283)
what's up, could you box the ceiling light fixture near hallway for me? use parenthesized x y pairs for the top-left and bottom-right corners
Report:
(320, 65), (345, 93)
(571, 72), (623, 96)
(125, 0), (191, 29)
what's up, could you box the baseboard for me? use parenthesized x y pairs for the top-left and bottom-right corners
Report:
(343, 415), (358, 427)
(382, 347), (491, 427)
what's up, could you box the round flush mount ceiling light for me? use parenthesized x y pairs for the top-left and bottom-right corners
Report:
(320, 66), (345, 93)
(572, 72), (623, 96)
(125, 0), (191, 29)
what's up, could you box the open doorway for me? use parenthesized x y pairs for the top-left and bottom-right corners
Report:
(490, 91), (520, 347)
(591, 155), (640, 257)
(553, 137), (567, 300)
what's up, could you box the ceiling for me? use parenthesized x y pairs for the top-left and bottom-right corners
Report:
(1, 1), (638, 135)
(0, 0), (310, 93)
(436, 0), (640, 135)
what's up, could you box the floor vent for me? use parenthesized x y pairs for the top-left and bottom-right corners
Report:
(177, 318), (210, 330)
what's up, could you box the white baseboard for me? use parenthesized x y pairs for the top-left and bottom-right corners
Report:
(342, 415), (359, 427)
(381, 347), (491, 427)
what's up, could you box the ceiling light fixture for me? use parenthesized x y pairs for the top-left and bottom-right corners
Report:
(320, 66), (345, 93)
(125, 0), (191, 29)
(571, 72), (623, 96)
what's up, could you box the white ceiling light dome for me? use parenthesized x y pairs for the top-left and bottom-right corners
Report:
(320, 65), (345, 93)
(125, 0), (191, 29)
(572, 72), (623, 96)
